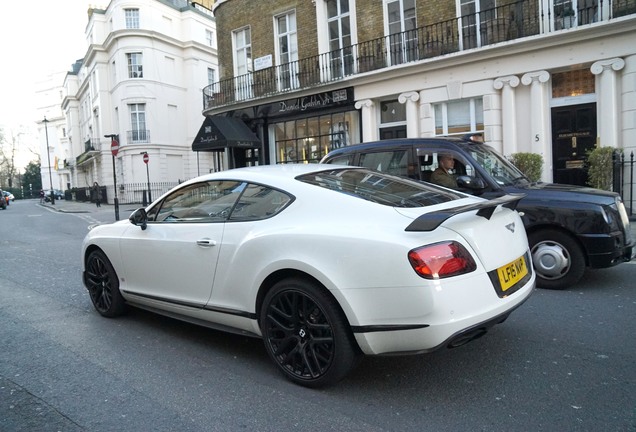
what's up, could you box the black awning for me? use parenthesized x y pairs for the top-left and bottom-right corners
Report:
(192, 116), (261, 152)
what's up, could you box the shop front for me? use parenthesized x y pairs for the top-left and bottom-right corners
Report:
(257, 87), (360, 164)
(194, 87), (361, 169)
(191, 115), (262, 170)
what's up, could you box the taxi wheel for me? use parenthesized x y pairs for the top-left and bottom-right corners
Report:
(529, 229), (585, 290)
(260, 277), (361, 388)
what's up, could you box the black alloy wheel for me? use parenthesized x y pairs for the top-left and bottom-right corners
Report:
(260, 278), (361, 388)
(85, 250), (126, 317)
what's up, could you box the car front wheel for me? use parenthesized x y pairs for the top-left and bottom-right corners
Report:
(260, 278), (361, 388)
(85, 250), (126, 317)
(529, 229), (585, 290)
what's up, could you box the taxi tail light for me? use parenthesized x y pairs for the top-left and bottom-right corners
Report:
(408, 241), (477, 279)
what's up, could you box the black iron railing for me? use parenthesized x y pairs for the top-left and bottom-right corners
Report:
(614, 150), (635, 216)
(71, 181), (182, 206)
(83, 138), (100, 152)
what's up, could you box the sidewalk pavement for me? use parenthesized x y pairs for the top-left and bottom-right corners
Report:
(40, 199), (107, 213)
(39, 199), (141, 218)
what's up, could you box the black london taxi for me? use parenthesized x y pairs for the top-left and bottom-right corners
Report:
(321, 137), (633, 290)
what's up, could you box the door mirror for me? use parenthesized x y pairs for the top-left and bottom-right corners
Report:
(129, 208), (148, 230)
(457, 175), (486, 191)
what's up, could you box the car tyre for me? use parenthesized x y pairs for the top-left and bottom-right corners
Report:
(85, 250), (126, 317)
(260, 278), (361, 388)
(529, 229), (585, 290)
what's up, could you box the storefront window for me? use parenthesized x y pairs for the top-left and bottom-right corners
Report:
(273, 110), (360, 163)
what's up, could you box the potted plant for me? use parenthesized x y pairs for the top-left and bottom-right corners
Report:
(586, 146), (617, 191)
(510, 152), (543, 182)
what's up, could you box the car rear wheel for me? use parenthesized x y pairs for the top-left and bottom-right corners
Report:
(85, 250), (126, 317)
(260, 278), (361, 388)
(529, 229), (585, 290)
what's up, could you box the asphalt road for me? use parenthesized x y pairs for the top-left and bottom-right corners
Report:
(1, 199), (635, 431)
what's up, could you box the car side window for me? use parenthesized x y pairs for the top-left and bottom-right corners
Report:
(148, 181), (244, 223)
(228, 184), (292, 221)
(417, 150), (473, 182)
(359, 150), (409, 177)
(325, 154), (354, 165)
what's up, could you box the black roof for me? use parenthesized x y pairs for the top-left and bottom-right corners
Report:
(323, 137), (475, 159)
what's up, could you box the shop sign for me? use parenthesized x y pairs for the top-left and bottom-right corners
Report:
(278, 88), (351, 114)
(253, 87), (354, 119)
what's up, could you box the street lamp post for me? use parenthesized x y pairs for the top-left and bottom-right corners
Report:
(42, 117), (55, 205)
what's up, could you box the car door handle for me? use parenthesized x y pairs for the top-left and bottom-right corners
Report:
(196, 238), (217, 247)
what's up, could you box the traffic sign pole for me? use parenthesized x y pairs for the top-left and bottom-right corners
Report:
(105, 134), (120, 220)
(142, 152), (151, 204)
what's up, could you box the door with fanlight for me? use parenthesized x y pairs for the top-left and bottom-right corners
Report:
(551, 103), (597, 186)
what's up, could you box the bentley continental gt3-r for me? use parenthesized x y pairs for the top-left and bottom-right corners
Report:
(82, 164), (535, 387)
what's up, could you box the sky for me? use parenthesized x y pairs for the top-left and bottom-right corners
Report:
(0, 0), (98, 131)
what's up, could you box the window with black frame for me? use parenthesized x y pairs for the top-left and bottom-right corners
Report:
(147, 181), (292, 223)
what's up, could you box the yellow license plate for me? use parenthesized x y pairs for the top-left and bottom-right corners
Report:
(497, 255), (528, 292)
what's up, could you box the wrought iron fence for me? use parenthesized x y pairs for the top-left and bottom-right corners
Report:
(69, 181), (182, 206)
(614, 151), (635, 216)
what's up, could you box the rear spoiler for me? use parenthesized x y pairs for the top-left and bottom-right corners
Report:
(405, 193), (525, 232)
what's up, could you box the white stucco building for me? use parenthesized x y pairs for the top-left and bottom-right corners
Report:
(35, 71), (69, 194)
(59, 0), (217, 202)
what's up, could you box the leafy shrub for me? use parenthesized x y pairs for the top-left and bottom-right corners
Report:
(586, 146), (617, 191)
(509, 153), (543, 182)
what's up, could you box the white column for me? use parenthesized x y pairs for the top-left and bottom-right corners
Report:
(398, 91), (420, 138)
(591, 58), (625, 149)
(355, 99), (377, 142)
(621, 55), (636, 154)
(521, 70), (551, 181)
(493, 75), (520, 155)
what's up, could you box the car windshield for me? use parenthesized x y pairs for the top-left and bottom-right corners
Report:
(466, 144), (529, 186)
(297, 168), (462, 207)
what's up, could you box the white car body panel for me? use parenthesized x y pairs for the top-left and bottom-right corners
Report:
(118, 222), (224, 305)
(82, 164), (534, 357)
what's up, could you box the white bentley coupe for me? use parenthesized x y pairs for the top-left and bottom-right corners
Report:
(82, 164), (534, 387)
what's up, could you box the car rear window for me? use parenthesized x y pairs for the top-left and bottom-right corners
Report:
(297, 168), (461, 207)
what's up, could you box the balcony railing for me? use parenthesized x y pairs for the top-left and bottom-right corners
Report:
(203, 0), (636, 110)
(83, 138), (100, 153)
(76, 138), (101, 166)
(127, 129), (151, 143)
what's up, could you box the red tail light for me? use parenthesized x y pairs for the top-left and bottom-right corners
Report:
(408, 241), (477, 279)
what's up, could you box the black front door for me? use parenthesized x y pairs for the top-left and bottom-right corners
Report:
(551, 103), (597, 186)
